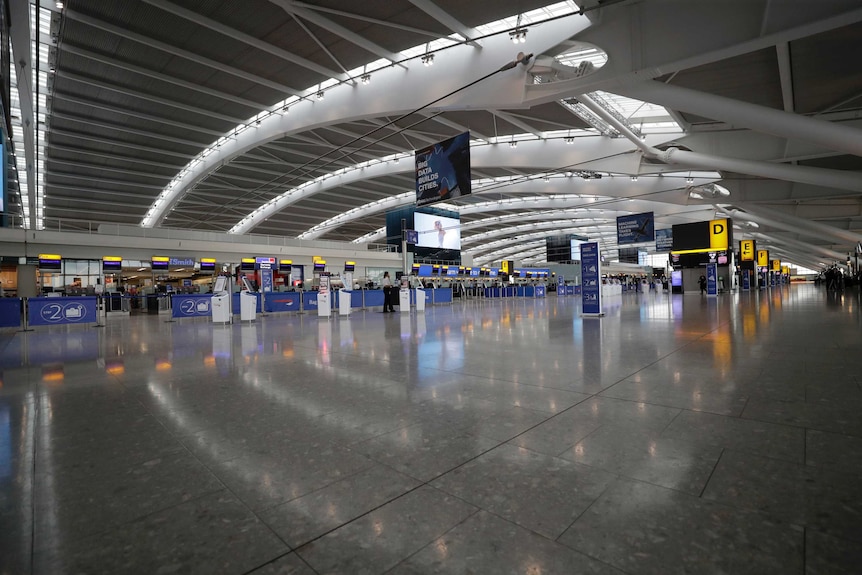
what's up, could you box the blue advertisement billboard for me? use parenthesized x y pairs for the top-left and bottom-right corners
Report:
(655, 228), (673, 252)
(617, 212), (655, 245)
(415, 131), (471, 207)
(580, 242), (602, 315)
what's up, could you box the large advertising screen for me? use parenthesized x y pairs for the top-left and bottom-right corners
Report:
(415, 212), (461, 250)
(415, 132), (471, 207)
(617, 212), (655, 245)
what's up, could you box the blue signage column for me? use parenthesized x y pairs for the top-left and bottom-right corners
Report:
(742, 270), (750, 291)
(706, 263), (718, 296)
(557, 275), (564, 296)
(580, 242), (603, 316)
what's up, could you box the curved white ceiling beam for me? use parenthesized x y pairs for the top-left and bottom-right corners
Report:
(242, 133), (674, 236)
(141, 13), (592, 228)
(302, 165), (713, 241)
(466, 227), (617, 257)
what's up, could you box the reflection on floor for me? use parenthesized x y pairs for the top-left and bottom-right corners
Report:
(2, 285), (862, 574)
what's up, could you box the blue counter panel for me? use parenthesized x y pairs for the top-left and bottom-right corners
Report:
(363, 290), (385, 307)
(171, 294), (212, 318)
(350, 291), (364, 307)
(302, 292), (319, 311)
(523, 286), (535, 297)
(535, 285), (546, 297)
(28, 297), (98, 326)
(433, 288), (452, 303)
(0, 298), (21, 328)
(265, 292), (301, 313)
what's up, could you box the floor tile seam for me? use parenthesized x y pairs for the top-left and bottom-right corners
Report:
(597, 389), (751, 418)
(549, 424), (606, 460)
(239, 550), (320, 575)
(378, 507), (484, 575)
(737, 411), (862, 439)
(697, 447), (725, 499)
(251, 455), (389, 518)
(31, 486), (230, 553)
(284, 440), (510, 552)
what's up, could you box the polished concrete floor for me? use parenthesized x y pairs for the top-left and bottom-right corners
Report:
(2, 285), (862, 574)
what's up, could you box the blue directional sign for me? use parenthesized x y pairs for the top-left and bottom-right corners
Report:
(580, 242), (602, 315)
(706, 263), (718, 296)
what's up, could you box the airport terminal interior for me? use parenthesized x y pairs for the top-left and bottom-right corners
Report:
(2, 0), (862, 573)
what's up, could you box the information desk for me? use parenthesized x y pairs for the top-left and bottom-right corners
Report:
(0, 298), (21, 328)
(171, 294), (212, 319)
(28, 296), (99, 327)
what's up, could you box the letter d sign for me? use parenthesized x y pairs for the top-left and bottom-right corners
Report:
(709, 218), (729, 250)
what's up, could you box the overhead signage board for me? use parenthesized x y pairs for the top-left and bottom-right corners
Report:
(772, 259), (781, 272)
(709, 219), (729, 250)
(415, 131), (471, 207)
(169, 257), (195, 267)
(151, 256), (169, 271)
(757, 250), (769, 267)
(740, 240), (755, 261)
(405, 230), (419, 245)
(671, 218), (732, 254)
(616, 212), (655, 245)
(655, 229), (673, 252)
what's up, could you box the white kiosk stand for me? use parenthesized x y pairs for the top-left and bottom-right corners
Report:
(211, 275), (232, 324)
(339, 271), (352, 316)
(415, 287), (426, 312)
(398, 277), (411, 313)
(318, 275), (332, 317)
(239, 276), (257, 322)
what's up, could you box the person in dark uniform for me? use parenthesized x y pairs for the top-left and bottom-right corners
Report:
(382, 271), (395, 312)
(698, 275), (707, 294)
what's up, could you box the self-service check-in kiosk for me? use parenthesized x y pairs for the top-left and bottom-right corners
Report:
(339, 268), (353, 316)
(398, 277), (411, 313)
(239, 276), (257, 321)
(415, 286), (426, 312)
(318, 274), (331, 317)
(211, 275), (232, 323)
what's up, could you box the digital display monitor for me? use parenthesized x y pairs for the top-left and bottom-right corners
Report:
(240, 258), (256, 271)
(344, 261), (355, 272)
(39, 254), (62, 271)
(415, 131), (472, 207)
(279, 259), (292, 272)
(313, 261), (326, 272)
(151, 256), (169, 271)
(570, 238), (586, 262)
(213, 276), (228, 293)
(414, 212), (461, 250)
(717, 255), (728, 265)
(671, 270), (683, 287)
(102, 256), (122, 272)
(200, 258), (216, 272)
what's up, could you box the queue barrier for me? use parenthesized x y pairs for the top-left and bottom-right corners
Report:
(171, 293), (213, 319)
(0, 298), (22, 328)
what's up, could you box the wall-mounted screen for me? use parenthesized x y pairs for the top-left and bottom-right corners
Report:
(279, 259), (292, 272)
(313, 262), (325, 272)
(151, 256), (169, 271)
(240, 258), (256, 271)
(102, 257), (122, 272)
(39, 254), (62, 271)
(344, 261), (355, 272)
(415, 212), (461, 250)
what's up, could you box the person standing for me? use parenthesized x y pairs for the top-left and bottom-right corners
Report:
(382, 271), (395, 312)
(698, 274), (707, 294)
